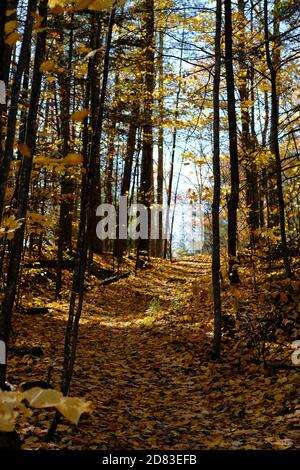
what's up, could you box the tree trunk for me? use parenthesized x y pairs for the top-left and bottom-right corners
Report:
(87, 12), (102, 257)
(212, 0), (222, 358)
(0, 0), (37, 225)
(138, 0), (155, 259)
(0, 0), (48, 389)
(48, 5), (117, 441)
(264, 0), (292, 278)
(237, 0), (259, 245)
(225, 0), (240, 284)
(114, 95), (139, 261)
(88, 10), (115, 259)
(156, 28), (164, 258)
(56, 13), (75, 297)
(0, 1), (8, 220)
(163, 22), (185, 259)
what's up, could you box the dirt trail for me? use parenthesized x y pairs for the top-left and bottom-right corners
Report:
(71, 257), (212, 450)
(9, 257), (300, 450)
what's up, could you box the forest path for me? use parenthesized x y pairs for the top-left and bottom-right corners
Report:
(10, 256), (300, 449)
(73, 256), (214, 450)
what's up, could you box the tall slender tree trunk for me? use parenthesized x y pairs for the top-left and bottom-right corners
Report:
(260, 89), (269, 229)
(0, 1), (8, 212)
(225, 0), (240, 284)
(47, 4), (117, 441)
(267, 0), (280, 228)
(0, 2), (7, 81)
(0, 0), (37, 225)
(264, 0), (292, 278)
(156, 28), (164, 258)
(0, 2), (18, 233)
(237, 0), (259, 245)
(56, 14), (75, 297)
(2, 1), (18, 85)
(114, 94), (139, 261)
(87, 12), (102, 257)
(88, 9), (115, 260)
(212, 0), (222, 358)
(138, 0), (155, 259)
(0, 0), (48, 389)
(163, 23), (185, 259)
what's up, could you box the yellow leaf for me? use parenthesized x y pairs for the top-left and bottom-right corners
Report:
(88, 0), (124, 10)
(31, 12), (43, 21)
(0, 388), (92, 432)
(18, 143), (31, 157)
(31, 12), (43, 30)
(74, 0), (96, 9)
(91, 0), (117, 10)
(62, 153), (83, 166)
(57, 397), (92, 425)
(5, 215), (21, 231)
(33, 156), (63, 169)
(48, 0), (65, 7)
(5, 20), (17, 34)
(49, 0), (119, 10)
(266, 437), (293, 450)
(34, 27), (47, 34)
(25, 388), (92, 425)
(0, 408), (16, 432)
(71, 109), (89, 122)
(4, 187), (14, 200)
(24, 388), (62, 408)
(0, 215), (22, 240)
(27, 212), (49, 226)
(6, 9), (17, 17)
(40, 60), (56, 73)
(46, 76), (56, 83)
(5, 32), (21, 46)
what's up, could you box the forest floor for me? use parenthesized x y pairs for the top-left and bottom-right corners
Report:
(7, 255), (300, 450)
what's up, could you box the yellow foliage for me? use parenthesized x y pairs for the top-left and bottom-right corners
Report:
(27, 212), (49, 234)
(0, 215), (22, 240)
(86, 0), (121, 11)
(18, 143), (31, 157)
(5, 32), (21, 46)
(74, 0), (97, 9)
(6, 9), (17, 17)
(0, 388), (92, 431)
(33, 153), (83, 169)
(49, 0), (118, 10)
(48, 0), (65, 7)
(46, 76), (56, 83)
(32, 12), (44, 30)
(71, 109), (89, 122)
(5, 20), (17, 34)
(33, 156), (59, 168)
(62, 153), (84, 166)
(40, 60), (56, 73)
